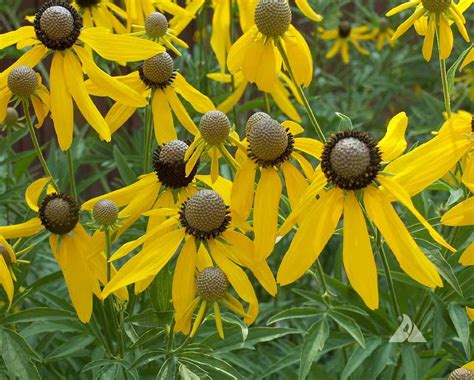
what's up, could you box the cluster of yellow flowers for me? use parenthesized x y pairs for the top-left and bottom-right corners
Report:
(0, 0), (472, 342)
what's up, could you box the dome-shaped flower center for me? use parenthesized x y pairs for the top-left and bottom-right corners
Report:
(321, 130), (381, 190)
(145, 12), (168, 38)
(199, 110), (231, 145)
(153, 140), (198, 188)
(196, 267), (229, 302)
(247, 117), (293, 167)
(7, 66), (38, 98)
(338, 21), (352, 38)
(0, 244), (12, 267)
(76, 0), (101, 8)
(93, 199), (119, 226)
(254, 0), (292, 37)
(35, 1), (82, 50)
(140, 52), (175, 89)
(448, 368), (474, 380)
(39, 193), (80, 235)
(421, 0), (451, 13)
(245, 111), (271, 135)
(180, 190), (231, 240)
(3, 107), (19, 126)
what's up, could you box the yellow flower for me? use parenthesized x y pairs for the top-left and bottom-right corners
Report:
(0, 178), (103, 322)
(386, 0), (470, 61)
(278, 112), (455, 310)
(99, 188), (276, 326)
(460, 46), (474, 70)
(227, 0), (313, 92)
(0, 0), (164, 150)
(0, 236), (17, 306)
(371, 18), (396, 50)
(129, 11), (189, 55)
(85, 52), (214, 143)
(207, 70), (303, 122)
(0, 65), (49, 128)
(71, 0), (128, 33)
(231, 114), (320, 261)
(320, 21), (373, 64)
(185, 110), (243, 183)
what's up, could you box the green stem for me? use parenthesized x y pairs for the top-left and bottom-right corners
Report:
(66, 149), (78, 202)
(380, 244), (402, 317)
(315, 259), (331, 305)
(104, 229), (111, 283)
(143, 103), (153, 173)
(275, 39), (326, 142)
(166, 319), (175, 355)
(22, 100), (59, 191)
(264, 92), (271, 114)
(436, 29), (451, 117)
(217, 144), (238, 173)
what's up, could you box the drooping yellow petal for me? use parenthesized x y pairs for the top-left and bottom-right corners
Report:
(438, 15), (453, 60)
(102, 229), (185, 299)
(364, 186), (443, 288)
(295, 0), (323, 21)
(467, 307), (474, 321)
(0, 26), (35, 49)
(196, 243), (213, 271)
(50, 52), (74, 151)
(343, 192), (378, 310)
(326, 39), (342, 59)
(282, 162), (308, 212)
(242, 37), (277, 92)
(174, 73), (214, 113)
(105, 102), (136, 133)
(386, 0), (418, 17)
(271, 86), (301, 122)
(214, 302), (224, 338)
(0, 256), (14, 306)
(378, 176), (455, 252)
(208, 240), (258, 324)
(422, 15), (436, 61)
(227, 28), (255, 74)
(459, 243), (474, 266)
(73, 46), (147, 107)
(165, 87), (199, 136)
(294, 137), (323, 159)
(236, 0), (257, 32)
(391, 7), (426, 41)
(341, 40), (350, 64)
(230, 159), (257, 220)
(79, 27), (164, 62)
(460, 47), (474, 70)
(254, 168), (282, 260)
(25, 177), (50, 212)
(277, 188), (344, 285)
(282, 120), (304, 135)
(377, 112), (408, 162)
(284, 26), (313, 87)
(441, 198), (474, 226)
(172, 237), (196, 333)
(151, 89), (177, 144)
(462, 155), (474, 192)
(0, 217), (43, 239)
(185, 142), (205, 176)
(210, 0), (230, 72)
(63, 50), (111, 142)
(0, 236), (15, 263)
(216, 80), (247, 113)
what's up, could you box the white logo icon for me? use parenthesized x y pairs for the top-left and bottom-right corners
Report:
(389, 314), (427, 343)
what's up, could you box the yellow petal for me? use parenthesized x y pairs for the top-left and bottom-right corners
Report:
(174, 73), (214, 113)
(0, 45), (47, 88)
(73, 46), (147, 107)
(343, 192), (379, 310)
(172, 237), (196, 326)
(277, 188), (343, 285)
(50, 52), (74, 151)
(459, 243), (474, 266)
(281, 120), (304, 135)
(391, 7), (426, 41)
(282, 162), (308, 212)
(214, 303), (224, 338)
(25, 177), (50, 212)
(196, 243), (213, 271)
(462, 155), (474, 192)
(0, 26), (35, 49)
(0, 217), (43, 239)
(102, 229), (185, 299)
(0, 236), (15, 263)
(386, 0), (419, 17)
(185, 142), (205, 177)
(295, 0), (323, 21)
(63, 51), (111, 142)
(441, 198), (474, 226)
(227, 28), (255, 74)
(271, 84), (301, 122)
(210, 0), (230, 71)
(0, 256), (14, 306)
(294, 137), (323, 159)
(364, 186), (443, 288)
(79, 27), (164, 62)
(467, 307), (474, 321)
(284, 26), (313, 87)
(105, 102), (136, 133)
(217, 80), (247, 113)
(230, 159), (257, 220)
(377, 112), (408, 161)
(422, 15), (436, 61)
(438, 15), (453, 60)
(254, 168), (282, 260)
(152, 90), (177, 144)
(236, 0), (257, 32)
(242, 37), (277, 92)
(165, 87), (199, 136)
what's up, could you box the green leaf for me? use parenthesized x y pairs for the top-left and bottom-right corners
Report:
(267, 307), (322, 325)
(151, 264), (173, 313)
(157, 357), (177, 380)
(328, 311), (365, 347)
(179, 352), (241, 379)
(0, 307), (76, 325)
(113, 145), (136, 185)
(335, 112), (353, 130)
(401, 345), (419, 380)
(0, 327), (41, 380)
(425, 249), (462, 297)
(298, 318), (329, 380)
(341, 338), (381, 380)
(45, 335), (96, 360)
(447, 44), (473, 94)
(178, 363), (201, 380)
(448, 304), (470, 359)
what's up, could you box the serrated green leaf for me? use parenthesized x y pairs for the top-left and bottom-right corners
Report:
(448, 304), (470, 359)
(328, 311), (365, 347)
(298, 318), (329, 380)
(0, 327), (41, 380)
